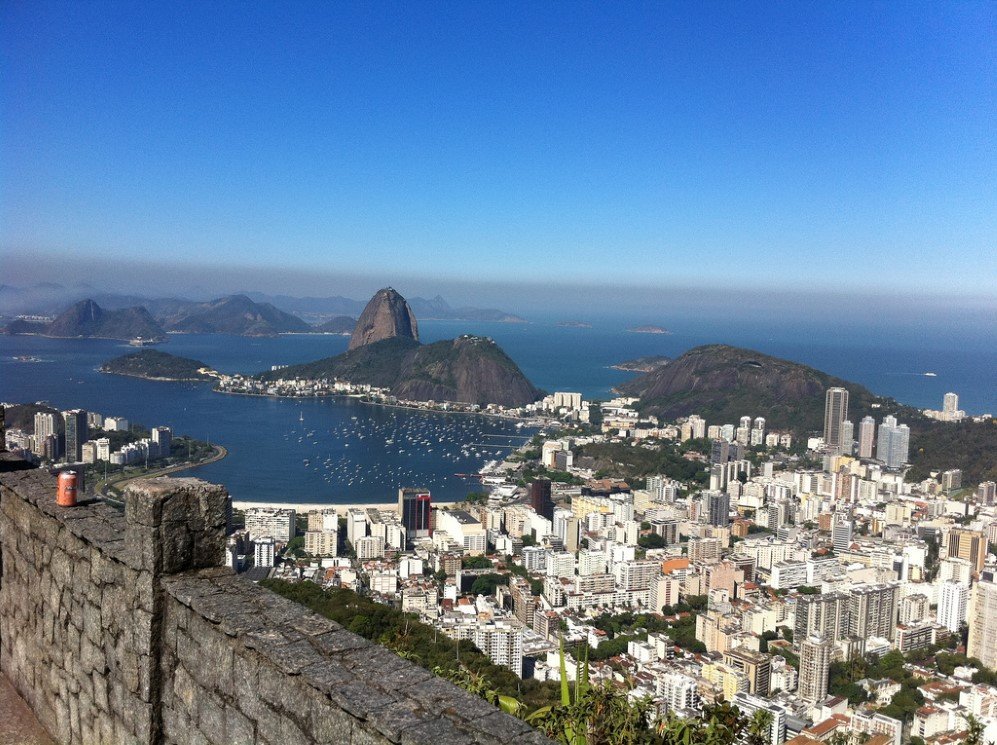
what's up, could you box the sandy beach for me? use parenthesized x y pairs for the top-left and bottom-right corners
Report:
(232, 500), (399, 514)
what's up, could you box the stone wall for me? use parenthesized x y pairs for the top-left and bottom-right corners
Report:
(0, 463), (549, 745)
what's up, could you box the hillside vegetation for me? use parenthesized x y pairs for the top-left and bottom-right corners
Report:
(259, 335), (542, 407)
(100, 349), (214, 381)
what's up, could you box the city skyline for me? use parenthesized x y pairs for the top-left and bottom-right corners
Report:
(3, 3), (995, 304)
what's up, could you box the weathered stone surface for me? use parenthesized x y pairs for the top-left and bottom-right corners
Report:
(1, 470), (551, 745)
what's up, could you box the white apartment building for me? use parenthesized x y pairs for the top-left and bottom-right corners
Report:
(435, 509), (487, 556)
(937, 580), (968, 633)
(244, 508), (295, 544)
(254, 539), (275, 569)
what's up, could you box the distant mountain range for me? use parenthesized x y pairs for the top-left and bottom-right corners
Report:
(3, 299), (166, 341)
(0, 283), (526, 327)
(159, 295), (311, 336)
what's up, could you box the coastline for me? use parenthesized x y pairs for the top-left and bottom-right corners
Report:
(99, 369), (215, 383)
(103, 444), (229, 496)
(214, 386), (543, 424)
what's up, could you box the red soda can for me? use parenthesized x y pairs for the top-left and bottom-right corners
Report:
(57, 471), (78, 507)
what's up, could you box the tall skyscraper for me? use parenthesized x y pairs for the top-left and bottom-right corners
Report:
(839, 420), (853, 454)
(32, 412), (57, 457)
(62, 409), (88, 464)
(799, 635), (833, 704)
(398, 487), (432, 546)
(943, 392), (959, 416)
(710, 438), (730, 465)
(849, 584), (899, 641)
(705, 491), (730, 527)
(795, 593), (851, 644)
(823, 388), (849, 452)
(530, 478), (554, 521)
(968, 571), (997, 670)
(876, 416), (910, 468)
(938, 580), (969, 633)
(857, 416), (876, 459)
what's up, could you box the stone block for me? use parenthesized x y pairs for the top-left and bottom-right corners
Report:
(255, 702), (308, 745)
(124, 477), (229, 574)
(363, 697), (431, 742)
(303, 686), (358, 745)
(398, 717), (477, 745)
(226, 705), (256, 745)
(233, 653), (262, 720)
(197, 692), (228, 743)
(475, 712), (538, 743)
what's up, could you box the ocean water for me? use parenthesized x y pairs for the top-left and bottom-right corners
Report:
(418, 319), (997, 415)
(0, 334), (532, 504)
(1, 320), (993, 505)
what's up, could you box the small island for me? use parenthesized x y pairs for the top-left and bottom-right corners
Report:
(627, 325), (671, 335)
(557, 320), (592, 329)
(612, 355), (671, 373)
(100, 349), (216, 382)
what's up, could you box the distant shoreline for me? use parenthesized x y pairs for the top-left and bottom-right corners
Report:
(214, 386), (542, 425)
(99, 369), (214, 383)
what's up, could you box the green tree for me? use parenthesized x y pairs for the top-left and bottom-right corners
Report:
(746, 710), (773, 745)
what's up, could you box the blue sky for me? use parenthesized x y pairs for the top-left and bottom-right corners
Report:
(2, 2), (994, 300)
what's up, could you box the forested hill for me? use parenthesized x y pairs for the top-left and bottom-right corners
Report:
(100, 349), (214, 381)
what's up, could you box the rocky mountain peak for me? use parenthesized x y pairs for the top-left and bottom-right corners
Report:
(348, 288), (419, 351)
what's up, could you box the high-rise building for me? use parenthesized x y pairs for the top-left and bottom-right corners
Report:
(941, 469), (962, 492)
(710, 438), (730, 465)
(858, 416), (876, 459)
(799, 635), (833, 704)
(705, 491), (730, 527)
(823, 388), (849, 452)
(832, 512), (854, 552)
(723, 648), (771, 696)
(151, 426), (172, 457)
(254, 538), (275, 568)
(876, 416), (910, 468)
(938, 580), (969, 633)
(304, 530), (338, 556)
(795, 593), (851, 645)
(943, 392), (959, 416)
(979, 482), (997, 506)
(849, 584), (899, 641)
(399, 487), (432, 545)
(839, 420), (853, 455)
(948, 528), (986, 575)
(530, 478), (554, 521)
(968, 571), (997, 669)
(33, 412), (58, 457)
(244, 507), (295, 543)
(898, 594), (930, 625)
(62, 409), (88, 463)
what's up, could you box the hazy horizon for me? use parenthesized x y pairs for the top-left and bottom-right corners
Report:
(3, 3), (995, 308)
(3, 251), (995, 347)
